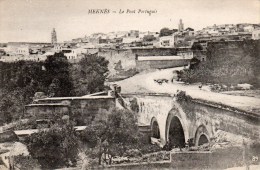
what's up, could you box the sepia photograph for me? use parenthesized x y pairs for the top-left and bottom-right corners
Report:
(0, 0), (259, 169)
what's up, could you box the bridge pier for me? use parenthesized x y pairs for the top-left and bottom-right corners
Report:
(122, 93), (260, 149)
(165, 105), (190, 148)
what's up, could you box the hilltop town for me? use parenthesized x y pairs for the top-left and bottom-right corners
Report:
(0, 20), (260, 80)
(0, 20), (259, 63)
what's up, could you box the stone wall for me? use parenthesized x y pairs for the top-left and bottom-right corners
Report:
(97, 48), (178, 74)
(123, 94), (175, 145)
(205, 40), (260, 86)
(179, 99), (260, 141)
(98, 49), (136, 75)
(131, 48), (177, 56)
(69, 98), (116, 122)
(0, 130), (18, 142)
(136, 59), (189, 71)
(25, 105), (69, 119)
(123, 93), (260, 146)
(26, 97), (116, 125)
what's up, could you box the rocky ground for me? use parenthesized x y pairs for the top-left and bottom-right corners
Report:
(0, 142), (29, 169)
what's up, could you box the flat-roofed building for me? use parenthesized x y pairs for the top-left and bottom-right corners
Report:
(252, 29), (260, 40)
(159, 35), (175, 48)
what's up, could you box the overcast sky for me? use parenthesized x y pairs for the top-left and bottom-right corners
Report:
(0, 0), (259, 43)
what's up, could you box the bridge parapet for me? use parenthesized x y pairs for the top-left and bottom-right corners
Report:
(121, 92), (260, 148)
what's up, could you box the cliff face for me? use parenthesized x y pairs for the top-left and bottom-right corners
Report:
(192, 40), (260, 87)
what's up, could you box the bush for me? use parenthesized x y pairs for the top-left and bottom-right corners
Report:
(81, 109), (139, 164)
(123, 149), (142, 158)
(14, 118), (37, 130)
(25, 123), (79, 169)
(13, 155), (41, 170)
(176, 91), (192, 102)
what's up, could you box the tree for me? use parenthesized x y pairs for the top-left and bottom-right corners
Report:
(159, 28), (173, 37)
(143, 35), (156, 42)
(81, 109), (139, 165)
(44, 53), (73, 97)
(48, 78), (60, 97)
(191, 43), (203, 51)
(0, 88), (27, 124)
(0, 53), (74, 124)
(25, 122), (79, 169)
(72, 53), (109, 96)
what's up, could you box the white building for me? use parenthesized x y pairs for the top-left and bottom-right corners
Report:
(207, 29), (219, 36)
(159, 35), (175, 48)
(6, 45), (30, 56)
(115, 31), (128, 38)
(244, 25), (254, 32)
(122, 37), (141, 44)
(252, 29), (260, 40)
(0, 54), (47, 62)
(54, 44), (63, 52)
(139, 32), (149, 39)
(64, 47), (88, 60)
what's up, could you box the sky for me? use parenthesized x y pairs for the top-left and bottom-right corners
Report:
(0, 0), (259, 43)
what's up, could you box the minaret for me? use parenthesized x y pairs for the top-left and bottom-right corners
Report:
(178, 19), (184, 32)
(51, 28), (57, 44)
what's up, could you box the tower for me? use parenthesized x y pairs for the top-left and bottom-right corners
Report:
(178, 19), (184, 32)
(51, 28), (57, 44)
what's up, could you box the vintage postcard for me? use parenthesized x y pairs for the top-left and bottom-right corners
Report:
(0, 0), (259, 169)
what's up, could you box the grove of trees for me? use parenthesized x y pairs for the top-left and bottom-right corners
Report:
(0, 52), (109, 125)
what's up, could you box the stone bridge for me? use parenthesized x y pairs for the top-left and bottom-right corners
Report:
(121, 92), (260, 148)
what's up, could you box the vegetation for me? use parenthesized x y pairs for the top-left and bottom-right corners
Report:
(71, 53), (109, 96)
(44, 53), (74, 97)
(25, 121), (79, 169)
(13, 155), (41, 170)
(143, 35), (156, 42)
(80, 109), (140, 165)
(79, 108), (162, 168)
(0, 53), (73, 124)
(0, 52), (109, 124)
(191, 42), (203, 51)
(175, 91), (192, 102)
(159, 28), (174, 37)
(178, 40), (260, 87)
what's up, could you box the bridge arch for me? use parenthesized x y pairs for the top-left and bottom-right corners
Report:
(150, 117), (160, 139)
(165, 107), (189, 149)
(194, 125), (210, 146)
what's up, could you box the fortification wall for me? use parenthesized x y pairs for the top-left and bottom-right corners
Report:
(136, 59), (189, 71)
(131, 48), (177, 56)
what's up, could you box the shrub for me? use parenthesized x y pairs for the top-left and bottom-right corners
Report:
(25, 123), (79, 169)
